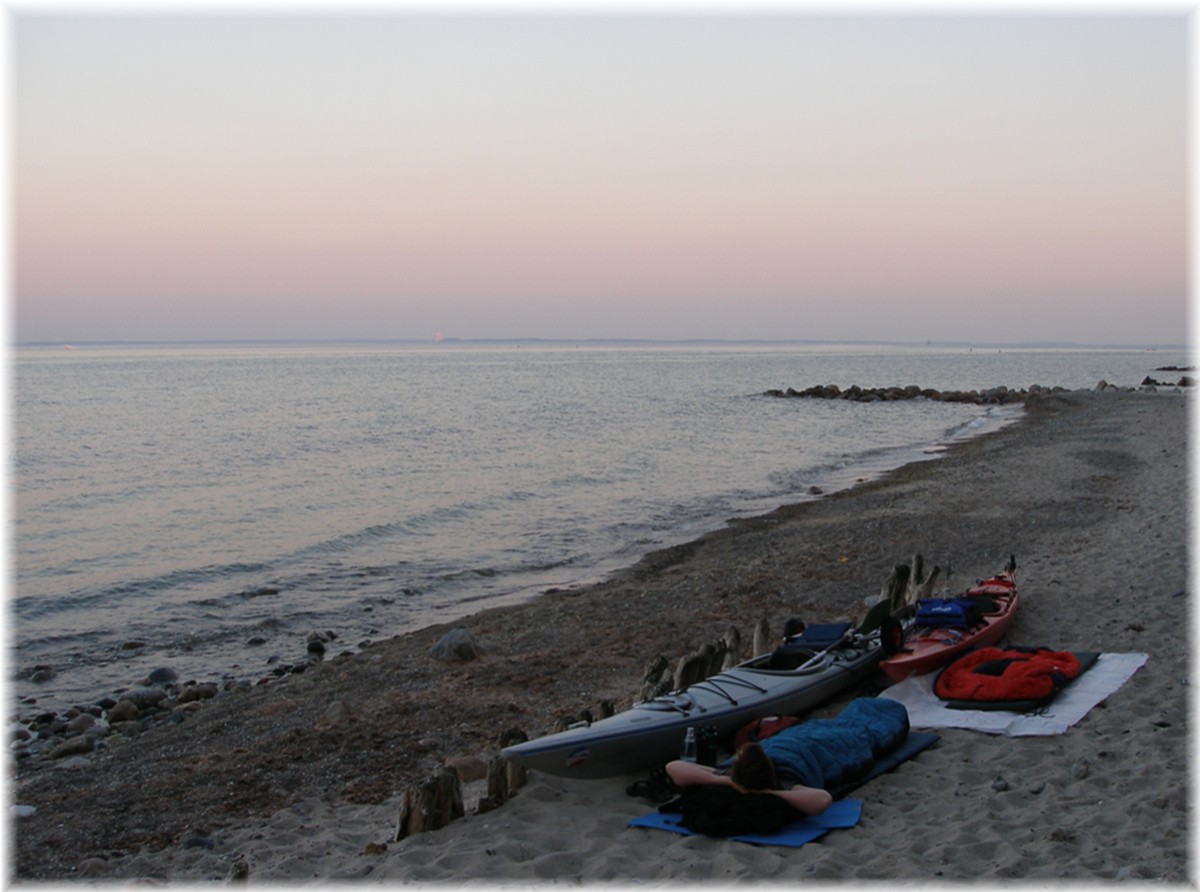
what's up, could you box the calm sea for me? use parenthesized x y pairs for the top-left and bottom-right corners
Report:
(11, 342), (1185, 713)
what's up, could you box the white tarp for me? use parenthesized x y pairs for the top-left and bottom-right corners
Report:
(880, 652), (1149, 736)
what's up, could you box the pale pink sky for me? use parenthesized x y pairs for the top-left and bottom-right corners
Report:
(13, 12), (1190, 345)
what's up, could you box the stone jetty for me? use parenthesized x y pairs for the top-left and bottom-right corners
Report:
(765, 377), (1190, 404)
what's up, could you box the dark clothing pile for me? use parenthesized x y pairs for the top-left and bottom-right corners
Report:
(660, 786), (800, 837)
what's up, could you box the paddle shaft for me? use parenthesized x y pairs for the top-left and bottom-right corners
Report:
(792, 631), (853, 673)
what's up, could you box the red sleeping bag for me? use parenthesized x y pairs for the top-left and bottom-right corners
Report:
(934, 647), (1081, 703)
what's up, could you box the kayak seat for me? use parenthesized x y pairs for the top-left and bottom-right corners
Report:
(766, 623), (851, 670)
(766, 647), (821, 671)
(964, 595), (1001, 615)
(788, 623), (852, 647)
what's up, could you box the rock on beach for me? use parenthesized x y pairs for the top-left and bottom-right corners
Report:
(430, 628), (480, 661)
(117, 686), (169, 710)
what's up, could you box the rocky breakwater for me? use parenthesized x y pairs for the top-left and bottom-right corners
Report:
(1142, 374), (1195, 388)
(765, 376), (1191, 404)
(765, 383), (1063, 404)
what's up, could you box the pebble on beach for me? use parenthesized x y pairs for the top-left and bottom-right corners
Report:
(12, 634), (344, 773)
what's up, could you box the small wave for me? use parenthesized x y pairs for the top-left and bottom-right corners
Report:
(292, 500), (491, 559)
(14, 628), (110, 654)
(944, 404), (1024, 441)
(427, 545), (587, 592)
(296, 521), (421, 556)
(13, 560), (275, 621)
(437, 559), (561, 583)
(346, 565), (405, 579)
(237, 585), (281, 599)
(952, 415), (989, 436)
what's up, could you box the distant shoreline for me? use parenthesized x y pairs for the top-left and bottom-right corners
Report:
(14, 338), (1190, 351)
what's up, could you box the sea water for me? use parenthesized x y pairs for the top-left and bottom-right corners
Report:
(11, 342), (1184, 712)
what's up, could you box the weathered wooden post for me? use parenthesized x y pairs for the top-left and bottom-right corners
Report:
(752, 617), (771, 657)
(479, 727), (529, 814)
(721, 626), (741, 669)
(395, 767), (464, 840)
(638, 654), (670, 702)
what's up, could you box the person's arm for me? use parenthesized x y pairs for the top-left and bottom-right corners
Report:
(765, 784), (832, 815)
(666, 760), (832, 815)
(665, 759), (736, 789)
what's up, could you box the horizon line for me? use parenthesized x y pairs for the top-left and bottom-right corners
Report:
(13, 337), (1191, 351)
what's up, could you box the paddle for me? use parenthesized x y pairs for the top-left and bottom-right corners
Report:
(791, 628), (854, 673)
(857, 596), (896, 636)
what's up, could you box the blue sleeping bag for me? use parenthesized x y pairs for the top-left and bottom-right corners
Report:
(758, 698), (910, 794)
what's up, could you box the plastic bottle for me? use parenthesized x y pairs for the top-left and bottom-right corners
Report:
(699, 726), (719, 766)
(680, 726), (697, 762)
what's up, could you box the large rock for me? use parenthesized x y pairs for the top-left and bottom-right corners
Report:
(49, 735), (94, 759)
(430, 628), (480, 662)
(65, 713), (96, 735)
(146, 667), (178, 686)
(107, 700), (140, 723)
(176, 683), (218, 704)
(118, 686), (169, 710)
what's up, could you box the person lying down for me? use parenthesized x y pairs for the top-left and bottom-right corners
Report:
(662, 697), (911, 834)
(666, 741), (833, 815)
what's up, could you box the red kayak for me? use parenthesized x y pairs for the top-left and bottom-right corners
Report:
(879, 556), (1018, 683)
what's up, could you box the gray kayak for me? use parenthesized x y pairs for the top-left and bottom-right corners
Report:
(501, 629), (885, 779)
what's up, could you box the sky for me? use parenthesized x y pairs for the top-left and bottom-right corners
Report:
(9, 5), (1192, 346)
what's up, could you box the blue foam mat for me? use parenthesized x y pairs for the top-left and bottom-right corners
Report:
(627, 731), (939, 847)
(627, 797), (861, 847)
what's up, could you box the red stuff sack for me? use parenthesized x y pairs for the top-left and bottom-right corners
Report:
(733, 715), (800, 751)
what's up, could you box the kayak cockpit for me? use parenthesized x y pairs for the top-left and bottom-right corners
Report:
(737, 649), (836, 674)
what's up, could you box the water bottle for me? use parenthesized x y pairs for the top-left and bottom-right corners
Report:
(680, 726), (697, 762)
(698, 726), (719, 766)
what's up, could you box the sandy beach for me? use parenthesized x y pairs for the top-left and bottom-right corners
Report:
(11, 388), (1191, 883)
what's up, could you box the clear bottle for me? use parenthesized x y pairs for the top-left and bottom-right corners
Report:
(680, 726), (697, 762)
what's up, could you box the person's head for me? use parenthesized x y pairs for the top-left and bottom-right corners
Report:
(729, 741), (778, 790)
